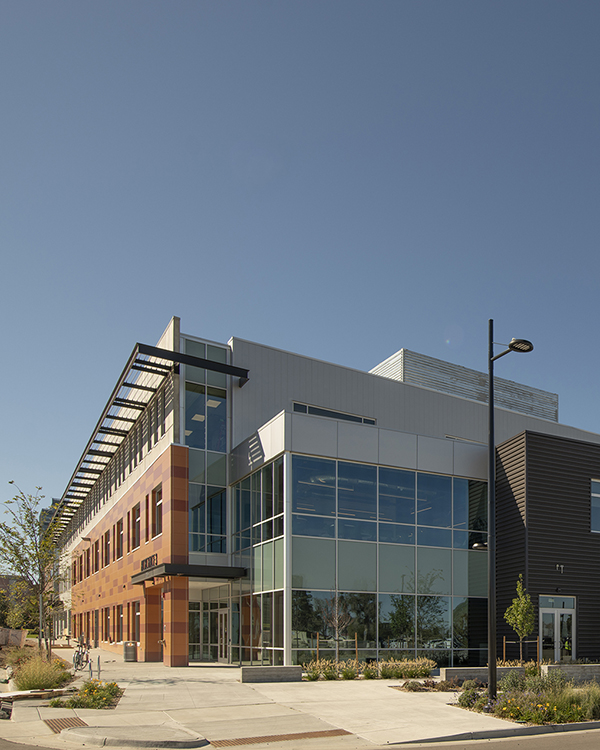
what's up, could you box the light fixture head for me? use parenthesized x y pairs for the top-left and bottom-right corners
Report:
(508, 338), (534, 353)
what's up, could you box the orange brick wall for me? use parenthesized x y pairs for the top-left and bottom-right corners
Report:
(70, 444), (189, 665)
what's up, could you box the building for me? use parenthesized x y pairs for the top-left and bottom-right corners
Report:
(50, 317), (600, 667)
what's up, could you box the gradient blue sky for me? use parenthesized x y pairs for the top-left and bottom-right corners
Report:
(2, 1), (599, 510)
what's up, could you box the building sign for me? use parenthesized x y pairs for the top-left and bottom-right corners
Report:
(141, 554), (158, 572)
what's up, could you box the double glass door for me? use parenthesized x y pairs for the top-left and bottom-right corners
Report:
(540, 597), (575, 662)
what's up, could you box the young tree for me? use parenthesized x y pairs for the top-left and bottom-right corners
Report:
(504, 574), (535, 665)
(0, 483), (63, 659)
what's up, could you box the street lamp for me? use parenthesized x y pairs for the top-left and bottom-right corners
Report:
(487, 319), (533, 705)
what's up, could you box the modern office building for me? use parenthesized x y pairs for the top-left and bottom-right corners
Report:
(50, 317), (600, 667)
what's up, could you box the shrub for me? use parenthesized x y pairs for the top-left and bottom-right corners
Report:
(435, 678), (461, 692)
(362, 662), (378, 679)
(462, 679), (481, 691)
(458, 688), (480, 708)
(13, 656), (71, 691)
(340, 661), (358, 680)
(6, 647), (38, 669)
(320, 659), (339, 680)
(49, 679), (121, 709)
(304, 661), (321, 681)
(402, 680), (424, 692)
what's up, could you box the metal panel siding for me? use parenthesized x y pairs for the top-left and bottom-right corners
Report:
(524, 432), (600, 660)
(496, 433), (528, 660)
(371, 349), (558, 421)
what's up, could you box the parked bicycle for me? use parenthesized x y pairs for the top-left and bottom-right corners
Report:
(73, 637), (90, 671)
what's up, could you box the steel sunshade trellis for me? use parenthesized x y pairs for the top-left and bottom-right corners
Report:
(50, 343), (249, 540)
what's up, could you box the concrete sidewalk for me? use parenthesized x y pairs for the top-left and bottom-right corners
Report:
(2, 649), (600, 749)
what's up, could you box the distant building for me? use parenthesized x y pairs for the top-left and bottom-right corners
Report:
(49, 317), (600, 666)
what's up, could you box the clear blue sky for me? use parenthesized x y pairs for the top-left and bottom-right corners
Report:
(1, 1), (599, 510)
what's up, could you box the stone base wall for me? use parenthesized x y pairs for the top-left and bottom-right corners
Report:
(241, 666), (302, 683)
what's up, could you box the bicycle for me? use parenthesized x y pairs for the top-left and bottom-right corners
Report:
(73, 638), (90, 671)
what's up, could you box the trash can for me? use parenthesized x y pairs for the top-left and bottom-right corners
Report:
(123, 641), (137, 662)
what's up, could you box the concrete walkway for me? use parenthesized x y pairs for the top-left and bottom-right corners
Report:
(2, 649), (600, 749)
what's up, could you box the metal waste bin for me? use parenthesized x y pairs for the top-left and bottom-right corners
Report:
(123, 641), (137, 662)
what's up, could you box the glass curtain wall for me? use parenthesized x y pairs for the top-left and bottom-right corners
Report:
(290, 455), (487, 667)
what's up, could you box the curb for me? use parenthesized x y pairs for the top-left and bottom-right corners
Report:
(397, 720), (600, 744)
(61, 725), (208, 748)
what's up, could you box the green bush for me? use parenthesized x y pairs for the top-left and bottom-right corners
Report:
(462, 679), (481, 691)
(362, 662), (378, 679)
(340, 661), (358, 680)
(458, 688), (480, 708)
(402, 680), (424, 692)
(49, 680), (121, 709)
(13, 657), (71, 691)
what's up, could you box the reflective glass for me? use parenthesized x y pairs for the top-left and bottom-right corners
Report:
(378, 523), (414, 545)
(379, 468), (415, 524)
(417, 527), (452, 547)
(593, 496), (600, 531)
(453, 597), (487, 649)
(337, 541), (376, 591)
(292, 456), (336, 516)
(184, 339), (206, 384)
(207, 487), (226, 535)
(378, 544), (415, 593)
(292, 590), (330, 648)
(453, 550), (487, 597)
(292, 514), (335, 538)
(241, 477), (251, 529)
(189, 449), (206, 484)
(417, 547), (451, 595)
(291, 537), (335, 589)
(253, 547), (262, 592)
(206, 387), (226, 453)
(416, 595), (451, 649)
(251, 473), (261, 525)
(185, 383), (205, 449)
(273, 515), (284, 539)
(338, 462), (377, 520)
(453, 478), (487, 531)
(207, 345), (227, 388)
(274, 538), (284, 589)
(206, 452), (226, 485)
(379, 594), (415, 648)
(273, 457), (284, 516)
(262, 464), (273, 519)
(189, 484), (205, 534)
(262, 542), (273, 591)
(417, 473), (452, 527)
(338, 519), (377, 541)
(338, 593), (376, 647)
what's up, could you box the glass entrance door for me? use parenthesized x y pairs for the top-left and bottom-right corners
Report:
(218, 610), (229, 663)
(539, 601), (575, 662)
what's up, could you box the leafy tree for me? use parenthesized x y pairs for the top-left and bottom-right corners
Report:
(0, 589), (9, 627)
(504, 574), (535, 665)
(0, 484), (63, 658)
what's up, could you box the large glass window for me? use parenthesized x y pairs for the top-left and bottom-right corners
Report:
(206, 387), (227, 452)
(185, 383), (205, 449)
(292, 456), (336, 516)
(379, 594), (415, 649)
(379, 468), (415, 524)
(338, 462), (377, 520)
(189, 484), (206, 552)
(379, 544), (415, 593)
(417, 473), (452, 527)
(337, 541), (376, 591)
(291, 537), (335, 589)
(416, 595), (451, 649)
(151, 486), (162, 538)
(453, 478), (487, 531)
(417, 547), (451, 595)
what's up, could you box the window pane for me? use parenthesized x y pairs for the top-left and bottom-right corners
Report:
(593, 496), (600, 531)
(417, 547), (451, 595)
(274, 538), (284, 590)
(417, 527), (452, 547)
(206, 387), (227, 452)
(379, 544), (415, 593)
(379, 594), (415, 649)
(417, 473), (452, 527)
(292, 514), (335, 538)
(453, 597), (487, 650)
(291, 537), (335, 589)
(185, 383), (205, 449)
(379, 468), (415, 524)
(338, 519), (377, 541)
(338, 462), (377, 520)
(189, 449), (205, 484)
(262, 464), (273, 519)
(292, 590), (328, 648)
(416, 595), (451, 649)
(453, 550), (487, 597)
(262, 542), (273, 591)
(207, 452), (227, 485)
(207, 487), (226, 536)
(378, 523), (414, 545)
(189, 484), (205, 534)
(292, 456), (336, 516)
(339, 593), (376, 648)
(273, 457), (284, 516)
(337, 541), (376, 591)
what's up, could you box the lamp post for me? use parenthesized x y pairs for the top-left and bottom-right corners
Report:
(487, 319), (533, 704)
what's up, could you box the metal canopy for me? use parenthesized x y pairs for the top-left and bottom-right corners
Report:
(51, 342), (249, 540)
(130, 563), (247, 586)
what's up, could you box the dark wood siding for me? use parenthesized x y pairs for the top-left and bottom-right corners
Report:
(496, 432), (528, 661)
(524, 431), (600, 661)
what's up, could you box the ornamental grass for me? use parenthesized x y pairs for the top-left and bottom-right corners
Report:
(13, 656), (71, 691)
(49, 679), (122, 709)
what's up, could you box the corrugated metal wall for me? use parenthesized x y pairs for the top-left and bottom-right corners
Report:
(370, 349), (559, 422)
